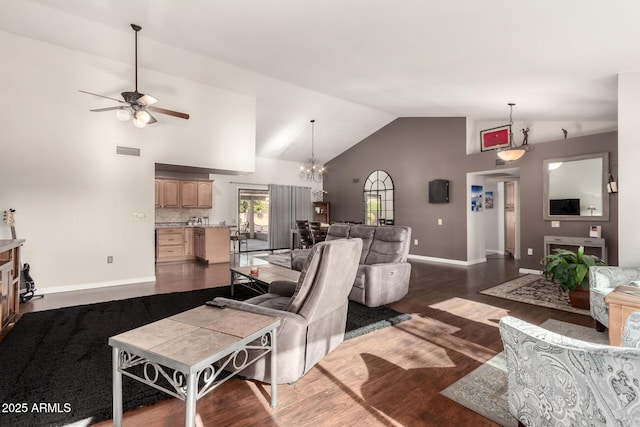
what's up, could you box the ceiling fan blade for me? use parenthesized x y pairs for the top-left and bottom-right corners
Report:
(138, 94), (158, 106)
(79, 90), (126, 104)
(90, 107), (123, 112)
(148, 106), (190, 120)
(147, 113), (157, 124)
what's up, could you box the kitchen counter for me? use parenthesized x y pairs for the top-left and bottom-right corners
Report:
(155, 223), (231, 228)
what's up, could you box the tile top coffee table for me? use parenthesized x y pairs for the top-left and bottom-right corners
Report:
(605, 285), (640, 346)
(230, 263), (301, 296)
(109, 305), (281, 427)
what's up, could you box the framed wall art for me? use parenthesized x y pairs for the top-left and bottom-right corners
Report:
(485, 191), (494, 209)
(480, 125), (510, 152)
(471, 185), (483, 212)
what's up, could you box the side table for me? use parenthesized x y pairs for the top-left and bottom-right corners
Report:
(109, 305), (280, 427)
(604, 285), (640, 346)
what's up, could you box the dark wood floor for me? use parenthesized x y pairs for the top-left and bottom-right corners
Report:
(21, 253), (595, 426)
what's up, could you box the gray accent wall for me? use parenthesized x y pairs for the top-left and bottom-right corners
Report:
(324, 117), (618, 269)
(324, 117), (469, 261)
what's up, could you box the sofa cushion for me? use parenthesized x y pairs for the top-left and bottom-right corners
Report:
(365, 226), (410, 265)
(349, 225), (376, 264)
(325, 223), (351, 240)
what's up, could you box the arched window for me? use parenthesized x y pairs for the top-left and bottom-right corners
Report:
(363, 170), (394, 225)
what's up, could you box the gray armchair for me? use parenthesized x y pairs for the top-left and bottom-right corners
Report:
(499, 314), (640, 427)
(589, 266), (640, 330)
(214, 238), (363, 384)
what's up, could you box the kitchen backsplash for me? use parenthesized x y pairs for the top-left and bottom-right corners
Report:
(155, 208), (212, 224)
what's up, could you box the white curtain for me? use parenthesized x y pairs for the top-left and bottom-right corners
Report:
(268, 184), (312, 249)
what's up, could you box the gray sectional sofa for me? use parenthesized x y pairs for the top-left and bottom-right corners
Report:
(291, 223), (412, 307)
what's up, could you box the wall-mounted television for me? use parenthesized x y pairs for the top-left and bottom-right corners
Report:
(549, 198), (580, 215)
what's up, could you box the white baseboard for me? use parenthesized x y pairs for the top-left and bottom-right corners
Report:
(37, 276), (157, 295)
(519, 268), (542, 275)
(408, 254), (483, 266)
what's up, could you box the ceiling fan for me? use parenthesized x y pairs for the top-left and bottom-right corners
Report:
(79, 24), (189, 128)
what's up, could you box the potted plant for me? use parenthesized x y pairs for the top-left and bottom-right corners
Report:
(541, 245), (605, 309)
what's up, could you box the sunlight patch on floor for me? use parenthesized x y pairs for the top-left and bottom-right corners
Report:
(395, 314), (498, 363)
(429, 297), (510, 327)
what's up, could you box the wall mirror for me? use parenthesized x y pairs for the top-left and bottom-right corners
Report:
(543, 152), (609, 221)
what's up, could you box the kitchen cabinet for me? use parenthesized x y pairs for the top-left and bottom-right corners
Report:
(155, 179), (181, 208)
(156, 227), (196, 262)
(197, 181), (213, 208)
(155, 178), (213, 209)
(180, 181), (198, 208)
(184, 227), (194, 256)
(154, 180), (162, 208)
(156, 227), (184, 262)
(194, 227), (230, 264)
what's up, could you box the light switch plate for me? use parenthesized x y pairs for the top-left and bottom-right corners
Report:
(551, 221), (560, 228)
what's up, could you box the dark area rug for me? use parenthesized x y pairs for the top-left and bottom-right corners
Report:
(0, 286), (410, 426)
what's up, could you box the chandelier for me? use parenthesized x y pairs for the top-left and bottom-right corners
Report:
(299, 119), (326, 182)
(497, 103), (530, 162)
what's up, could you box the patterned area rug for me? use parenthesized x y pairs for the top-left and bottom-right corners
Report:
(479, 274), (590, 315)
(440, 319), (608, 426)
(254, 251), (292, 268)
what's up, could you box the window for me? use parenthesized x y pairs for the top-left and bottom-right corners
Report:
(363, 170), (394, 225)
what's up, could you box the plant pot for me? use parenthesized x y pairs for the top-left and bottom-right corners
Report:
(568, 289), (590, 309)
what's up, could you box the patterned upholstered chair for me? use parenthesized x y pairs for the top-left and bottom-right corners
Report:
(589, 266), (640, 331)
(499, 314), (640, 427)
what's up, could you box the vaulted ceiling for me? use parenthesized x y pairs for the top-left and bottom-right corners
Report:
(2, 1), (638, 163)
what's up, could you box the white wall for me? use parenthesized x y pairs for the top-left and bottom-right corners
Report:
(0, 31), (256, 291)
(483, 182), (499, 253)
(466, 174), (487, 264)
(618, 72), (640, 266)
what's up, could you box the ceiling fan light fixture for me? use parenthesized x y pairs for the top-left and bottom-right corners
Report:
(135, 110), (151, 124)
(132, 118), (146, 128)
(79, 23), (189, 127)
(115, 107), (132, 121)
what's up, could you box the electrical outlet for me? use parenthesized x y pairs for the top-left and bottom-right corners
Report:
(437, 218), (443, 225)
(551, 221), (560, 228)
(414, 239), (419, 245)
(107, 256), (113, 263)
(527, 248), (533, 255)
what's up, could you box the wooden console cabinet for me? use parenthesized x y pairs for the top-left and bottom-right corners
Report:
(605, 286), (640, 346)
(543, 235), (607, 264)
(313, 202), (329, 223)
(0, 239), (24, 333)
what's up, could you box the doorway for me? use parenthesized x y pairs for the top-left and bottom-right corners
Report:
(467, 169), (520, 263)
(238, 189), (269, 251)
